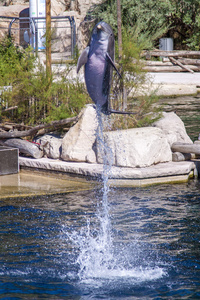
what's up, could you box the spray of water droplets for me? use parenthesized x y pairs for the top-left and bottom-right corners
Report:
(65, 106), (166, 282)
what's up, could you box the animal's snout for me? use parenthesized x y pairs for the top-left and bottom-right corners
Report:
(97, 24), (102, 31)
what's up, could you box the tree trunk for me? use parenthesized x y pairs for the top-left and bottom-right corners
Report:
(117, 0), (122, 58)
(46, 0), (52, 80)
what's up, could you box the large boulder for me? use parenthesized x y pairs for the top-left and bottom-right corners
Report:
(61, 104), (98, 163)
(34, 134), (62, 159)
(97, 127), (172, 168)
(153, 112), (192, 146)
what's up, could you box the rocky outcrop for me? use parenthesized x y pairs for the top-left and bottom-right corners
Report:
(97, 127), (172, 168)
(153, 111), (192, 146)
(1, 105), (192, 168)
(31, 107), (192, 169)
(61, 104), (98, 163)
(34, 134), (62, 159)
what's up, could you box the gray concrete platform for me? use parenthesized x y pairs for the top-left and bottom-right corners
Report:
(146, 72), (200, 97)
(19, 157), (196, 187)
(148, 72), (200, 85)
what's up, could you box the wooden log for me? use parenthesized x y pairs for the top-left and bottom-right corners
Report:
(1, 124), (13, 130)
(178, 57), (200, 65)
(172, 151), (195, 162)
(0, 138), (43, 159)
(0, 115), (78, 139)
(169, 57), (194, 73)
(171, 142), (200, 155)
(142, 50), (200, 58)
(143, 61), (173, 66)
(0, 122), (33, 131)
(143, 65), (200, 72)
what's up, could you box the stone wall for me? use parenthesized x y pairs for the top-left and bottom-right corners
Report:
(0, 0), (103, 49)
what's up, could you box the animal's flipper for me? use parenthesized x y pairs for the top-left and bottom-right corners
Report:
(109, 109), (136, 115)
(77, 46), (90, 73)
(106, 52), (122, 78)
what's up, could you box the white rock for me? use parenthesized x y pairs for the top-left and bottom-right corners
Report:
(97, 127), (172, 168)
(61, 104), (98, 163)
(34, 134), (62, 159)
(153, 112), (192, 146)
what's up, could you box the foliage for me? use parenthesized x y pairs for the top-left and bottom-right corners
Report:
(110, 31), (161, 130)
(0, 35), (35, 86)
(168, 0), (200, 50)
(87, 0), (173, 49)
(0, 35), (90, 125)
(87, 0), (200, 50)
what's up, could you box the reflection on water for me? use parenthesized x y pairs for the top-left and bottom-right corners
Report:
(0, 170), (93, 198)
(0, 181), (199, 298)
(159, 94), (200, 141)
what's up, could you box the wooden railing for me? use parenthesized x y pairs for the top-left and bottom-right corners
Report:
(141, 50), (200, 73)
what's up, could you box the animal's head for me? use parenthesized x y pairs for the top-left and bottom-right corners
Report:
(90, 21), (114, 43)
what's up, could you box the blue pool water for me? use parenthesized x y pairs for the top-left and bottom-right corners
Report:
(0, 181), (200, 299)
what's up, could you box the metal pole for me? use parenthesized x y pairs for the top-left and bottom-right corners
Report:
(71, 16), (76, 58)
(8, 18), (16, 37)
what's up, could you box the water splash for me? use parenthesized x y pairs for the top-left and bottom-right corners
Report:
(70, 107), (115, 280)
(67, 107), (165, 282)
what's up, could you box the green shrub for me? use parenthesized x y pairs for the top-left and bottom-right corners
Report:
(110, 30), (161, 130)
(0, 35), (90, 125)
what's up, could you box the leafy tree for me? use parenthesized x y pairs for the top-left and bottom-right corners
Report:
(87, 0), (173, 49)
(87, 0), (200, 50)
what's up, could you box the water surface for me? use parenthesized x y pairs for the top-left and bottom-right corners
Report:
(0, 181), (199, 299)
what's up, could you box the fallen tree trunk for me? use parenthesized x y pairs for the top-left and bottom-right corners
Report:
(172, 151), (195, 162)
(144, 61), (173, 66)
(142, 50), (200, 58)
(0, 138), (43, 158)
(143, 65), (200, 72)
(169, 57), (194, 73)
(178, 57), (200, 65)
(0, 122), (33, 132)
(171, 142), (200, 155)
(0, 115), (78, 139)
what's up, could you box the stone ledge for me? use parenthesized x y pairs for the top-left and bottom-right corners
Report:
(19, 157), (196, 186)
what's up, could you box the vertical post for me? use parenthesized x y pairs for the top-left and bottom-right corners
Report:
(117, 0), (122, 58)
(46, 0), (51, 80)
(117, 0), (126, 111)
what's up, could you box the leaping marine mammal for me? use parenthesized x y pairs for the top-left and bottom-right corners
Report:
(77, 21), (132, 115)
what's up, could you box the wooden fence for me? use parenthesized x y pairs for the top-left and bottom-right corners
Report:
(141, 50), (200, 73)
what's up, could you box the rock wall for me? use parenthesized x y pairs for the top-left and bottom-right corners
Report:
(0, 0), (103, 48)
